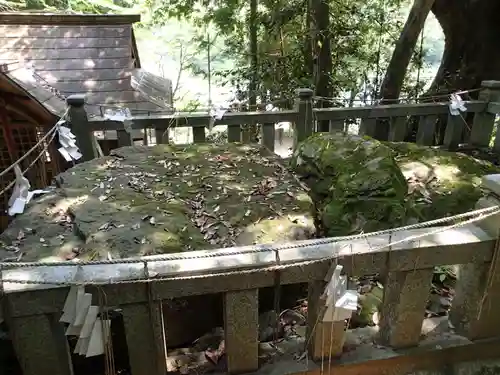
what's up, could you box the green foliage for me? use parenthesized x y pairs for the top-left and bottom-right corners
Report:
(142, 0), (433, 106)
(20, 0), (439, 109)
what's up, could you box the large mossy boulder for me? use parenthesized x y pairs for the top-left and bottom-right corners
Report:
(290, 132), (411, 236)
(290, 132), (500, 237)
(0, 143), (313, 262)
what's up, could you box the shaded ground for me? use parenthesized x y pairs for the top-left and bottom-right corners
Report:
(0, 143), (313, 262)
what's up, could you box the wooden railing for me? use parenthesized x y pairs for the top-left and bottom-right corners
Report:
(65, 80), (500, 162)
(3, 174), (500, 375)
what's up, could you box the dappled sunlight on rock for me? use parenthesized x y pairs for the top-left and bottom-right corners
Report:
(0, 143), (313, 263)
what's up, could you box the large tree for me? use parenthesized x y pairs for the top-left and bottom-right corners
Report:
(379, 0), (434, 103)
(428, 0), (500, 96)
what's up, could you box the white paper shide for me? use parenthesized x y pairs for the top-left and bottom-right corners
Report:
(322, 265), (358, 322)
(58, 119), (83, 162)
(60, 285), (111, 357)
(449, 93), (467, 116)
(7, 165), (49, 216)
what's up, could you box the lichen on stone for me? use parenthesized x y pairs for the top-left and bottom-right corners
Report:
(290, 132), (411, 236)
(289, 132), (500, 238)
(0, 143), (314, 262)
(385, 142), (500, 220)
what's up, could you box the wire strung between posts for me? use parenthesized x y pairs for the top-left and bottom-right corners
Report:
(0, 129), (59, 198)
(313, 87), (482, 105)
(0, 204), (497, 269)
(1, 207), (498, 286)
(91, 88), (480, 116)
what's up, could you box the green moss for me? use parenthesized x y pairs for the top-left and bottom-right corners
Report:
(386, 142), (500, 220)
(22, 143), (314, 261)
(291, 133), (411, 236)
(290, 134), (500, 237)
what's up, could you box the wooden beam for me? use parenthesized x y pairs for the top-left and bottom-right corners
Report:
(0, 93), (51, 125)
(314, 101), (487, 121)
(0, 97), (18, 157)
(131, 28), (141, 69)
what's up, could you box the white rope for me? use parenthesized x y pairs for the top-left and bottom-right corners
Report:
(0, 124), (59, 180)
(0, 204), (497, 269)
(1, 206), (496, 286)
(0, 108), (68, 180)
(0, 129), (59, 197)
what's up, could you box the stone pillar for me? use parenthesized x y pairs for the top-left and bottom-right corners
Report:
(449, 174), (500, 339)
(66, 94), (97, 161)
(294, 88), (314, 149)
(470, 81), (500, 150)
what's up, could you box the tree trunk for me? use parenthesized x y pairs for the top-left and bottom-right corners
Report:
(379, 0), (435, 102)
(429, 0), (500, 96)
(243, 0), (259, 143)
(372, 0), (434, 140)
(311, 0), (333, 132)
(304, 0), (314, 77)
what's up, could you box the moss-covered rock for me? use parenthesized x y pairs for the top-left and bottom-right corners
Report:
(290, 133), (500, 237)
(0, 143), (314, 262)
(290, 132), (410, 236)
(386, 142), (500, 220)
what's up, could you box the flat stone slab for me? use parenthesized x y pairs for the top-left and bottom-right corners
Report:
(0, 143), (313, 262)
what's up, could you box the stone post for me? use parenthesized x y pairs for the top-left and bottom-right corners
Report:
(449, 174), (500, 339)
(66, 94), (97, 161)
(470, 81), (500, 151)
(294, 88), (314, 149)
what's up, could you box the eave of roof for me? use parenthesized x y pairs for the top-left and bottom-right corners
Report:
(0, 13), (141, 25)
(0, 67), (58, 124)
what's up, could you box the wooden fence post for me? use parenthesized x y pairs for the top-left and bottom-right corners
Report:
(66, 95), (97, 161)
(443, 111), (465, 151)
(294, 88), (314, 148)
(470, 81), (500, 150)
(449, 174), (500, 339)
(378, 268), (434, 347)
(306, 279), (325, 357)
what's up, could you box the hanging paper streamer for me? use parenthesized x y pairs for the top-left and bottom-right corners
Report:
(60, 284), (111, 357)
(104, 108), (133, 134)
(7, 164), (51, 216)
(7, 165), (31, 216)
(57, 119), (83, 162)
(322, 265), (358, 322)
(449, 93), (467, 116)
(208, 107), (228, 131)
